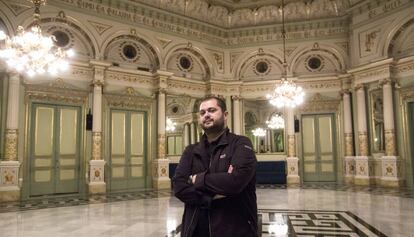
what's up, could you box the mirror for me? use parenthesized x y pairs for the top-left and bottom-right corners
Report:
(244, 100), (285, 154)
(370, 89), (384, 152)
(166, 95), (201, 156)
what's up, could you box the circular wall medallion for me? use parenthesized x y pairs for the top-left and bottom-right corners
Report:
(305, 55), (324, 72)
(119, 42), (141, 62)
(52, 30), (70, 47)
(177, 54), (194, 72)
(122, 45), (137, 59)
(253, 59), (271, 75)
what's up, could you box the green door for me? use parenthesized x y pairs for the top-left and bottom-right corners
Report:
(29, 104), (81, 196)
(109, 110), (147, 192)
(302, 114), (336, 182)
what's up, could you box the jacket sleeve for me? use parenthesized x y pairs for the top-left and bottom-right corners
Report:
(172, 145), (212, 207)
(193, 136), (256, 196)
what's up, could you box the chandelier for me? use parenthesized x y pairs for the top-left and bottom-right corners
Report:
(252, 127), (266, 137)
(266, 0), (304, 108)
(0, 0), (74, 77)
(166, 118), (177, 132)
(266, 114), (285, 129)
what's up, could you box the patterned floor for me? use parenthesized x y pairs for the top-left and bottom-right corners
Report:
(1, 184), (413, 213)
(167, 209), (389, 237)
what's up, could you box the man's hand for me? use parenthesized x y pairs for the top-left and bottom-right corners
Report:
(189, 174), (197, 184)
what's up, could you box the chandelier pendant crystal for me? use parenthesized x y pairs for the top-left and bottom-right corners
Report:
(266, 114), (285, 129)
(266, 0), (304, 108)
(0, 0), (74, 77)
(166, 118), (177, 132)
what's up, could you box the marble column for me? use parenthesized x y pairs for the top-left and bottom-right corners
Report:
(232, 96), (241, 135)
(266, 129), (271, 153)
(355, 84), (372, 185)
(286, 108), (299, 185)
(380, 79), (401, 187)
(88, 62), (109, 194)
(183, 123), (190, 148)
(225, 96), (233, 131)
(343, 91), (355, 184)
(0, 72), (21, 201)
(190, 122), (196, 144)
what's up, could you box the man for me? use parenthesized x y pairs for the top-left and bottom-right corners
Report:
(173, 96), (258, 237)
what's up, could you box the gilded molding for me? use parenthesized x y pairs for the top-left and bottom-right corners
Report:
(384, 129), (396, 156)
(399, 86), (414, 101)
(158, 134), (166, 159)
(358, 132), (368, 156)
(345, 133), (354, 156)
(24, 82), (88, 104)
(106, 71), (153, 85)
(298, 93), (341, 113)
(288, 135), (296, 157)
(4, 129), (18, 161)
(105, 93), (153, 110)
(92, 132), (102, 160)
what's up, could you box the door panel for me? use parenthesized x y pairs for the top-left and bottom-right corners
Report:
(110, 110), (146, 192)
(30, 104), (81, 196)
(302, 114), (336, 182)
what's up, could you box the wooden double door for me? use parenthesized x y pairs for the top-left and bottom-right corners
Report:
(29, 104), (81, 196)
(109, 109), (147, 192)
(301, 114), (337, 182)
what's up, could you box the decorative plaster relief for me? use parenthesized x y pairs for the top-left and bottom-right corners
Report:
(359, 28), (381, 58)
(92, 132), (102, 160)
(88, 20), (112, 35)
(4, 129), (18, 161)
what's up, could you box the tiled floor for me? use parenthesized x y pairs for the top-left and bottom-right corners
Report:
(1, 185), (414, 237)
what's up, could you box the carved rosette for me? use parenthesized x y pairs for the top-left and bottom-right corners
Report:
(345, 133), (354, 156)
(286, 158), (298, 176)
(287, 135), (296, 157)
(384, 129), (396, 156)
(381, 156), (400, 180)
(355, 158), (369, 176)
(158, 134), (166, 159)
(92, 132), (102, 160)
(358, 132), (368, 156)
(152, 159), (169, 178)
(4, 129), (18, 161)
(1, 166), (18, 186)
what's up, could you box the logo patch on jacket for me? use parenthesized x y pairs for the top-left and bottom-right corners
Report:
(219, 154), (226, 159)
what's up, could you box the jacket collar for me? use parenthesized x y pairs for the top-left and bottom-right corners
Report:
(194, 128), (230, 155)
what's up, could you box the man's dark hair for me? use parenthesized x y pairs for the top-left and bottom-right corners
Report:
(200, 95), (227, 112)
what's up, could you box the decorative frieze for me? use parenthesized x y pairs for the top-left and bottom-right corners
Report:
(298, 93), (341, 113)
(158, 134), (166, 159)
(106, 71), (153, 85)
(105, 93), (153, 110)
(288, 135), (296, 158)
(358, 132), (369, 156)
(24, 81), (88, 104)
(384, 129), (396, 156)
(345, 133), (354, 157)
(4, 129), (18, 161)
(92, 132), (102, 160)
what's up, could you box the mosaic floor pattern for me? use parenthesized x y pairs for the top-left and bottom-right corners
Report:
(167, 209), (388, 237)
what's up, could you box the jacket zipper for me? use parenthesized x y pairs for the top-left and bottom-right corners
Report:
(208, 210), (212, 237)
(185, 207), (198, 237)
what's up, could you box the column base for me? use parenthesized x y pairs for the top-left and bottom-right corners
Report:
(0, 161), (21, 201)
(380, 156), (403, 187)
(88, 160), (106, 194)
(286, 157), (300, 185)
(354, 156), (374, 186)
(152, 159), (171, 189)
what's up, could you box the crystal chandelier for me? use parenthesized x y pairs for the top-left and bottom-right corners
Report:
(252, 127), (266, 137)
(166, 118), (177, 132)
(266, 114), (285, 129)
(266, 0), (304, 108)
(0, 0), (74, 77)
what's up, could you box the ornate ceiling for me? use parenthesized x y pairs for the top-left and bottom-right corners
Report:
(133, 0), (362, 28)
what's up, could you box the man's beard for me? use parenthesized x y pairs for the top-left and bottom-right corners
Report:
(201, 119), (225, 134)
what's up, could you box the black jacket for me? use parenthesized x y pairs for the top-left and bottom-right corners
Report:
(173, 129), (258, 237)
